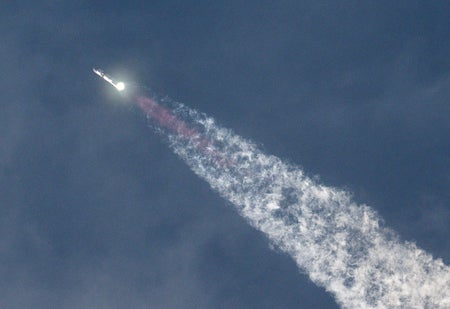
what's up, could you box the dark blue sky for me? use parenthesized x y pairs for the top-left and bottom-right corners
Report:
(1, 1), (449, 308)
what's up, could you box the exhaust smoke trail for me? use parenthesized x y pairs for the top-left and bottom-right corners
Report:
(136, 94), (449, 308)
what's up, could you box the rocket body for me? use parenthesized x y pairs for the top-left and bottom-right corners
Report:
(92, 68), (125, 91)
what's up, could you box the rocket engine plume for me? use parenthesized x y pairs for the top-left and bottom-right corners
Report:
(134, 93), (450, 308)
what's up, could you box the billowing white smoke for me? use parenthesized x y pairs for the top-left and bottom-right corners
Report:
(156, 102), (450, 308)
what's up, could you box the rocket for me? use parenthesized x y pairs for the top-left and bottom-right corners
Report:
(92, 68), (125, 91)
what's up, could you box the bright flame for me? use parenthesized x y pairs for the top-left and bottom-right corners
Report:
(116, 82), (125, 91)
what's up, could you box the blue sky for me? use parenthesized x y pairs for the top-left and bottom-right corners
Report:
(1, 1), (449, 307)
